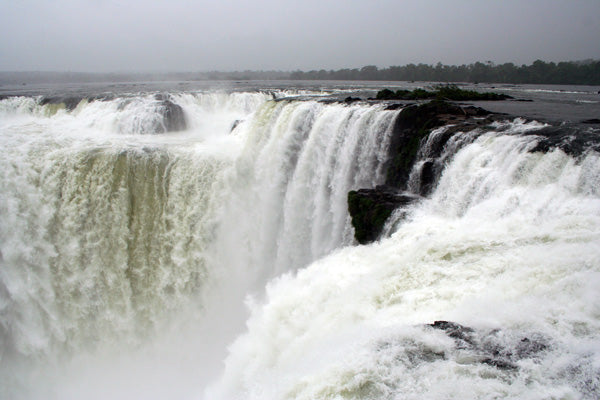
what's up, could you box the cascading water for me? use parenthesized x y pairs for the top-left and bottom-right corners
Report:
(0, 90), (284, 399)
(1, 86), (599, 400)
(0, 90), (399, 399)
(207, 129), (600, 400)
(210, 100), (397, 286)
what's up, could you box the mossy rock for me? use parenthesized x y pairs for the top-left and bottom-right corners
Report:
(348, 187), (416, 244)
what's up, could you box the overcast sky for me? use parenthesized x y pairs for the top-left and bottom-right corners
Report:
(1, 0), (599, 72)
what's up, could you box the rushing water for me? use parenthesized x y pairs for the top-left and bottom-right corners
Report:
(0, 83), (599, 399)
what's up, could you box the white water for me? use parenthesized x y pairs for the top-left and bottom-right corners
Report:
(211, 100), (396, 285)
(1, 90), (599, 399)
(0, 92), (396, 399)
(0, 92), (267, 399)
(208, 130), (600, 399)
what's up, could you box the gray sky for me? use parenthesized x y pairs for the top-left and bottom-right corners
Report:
(1, 0), (599, 72)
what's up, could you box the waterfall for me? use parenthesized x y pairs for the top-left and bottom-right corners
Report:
(210, 100), (397, 287)
(207, 130), (600, 400)
(0, 92), (399, 399)
(1, 89), (599, 399)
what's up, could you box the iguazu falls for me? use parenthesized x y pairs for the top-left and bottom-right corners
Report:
(0, 80), (599, 399)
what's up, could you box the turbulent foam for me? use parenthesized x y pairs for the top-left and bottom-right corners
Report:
(0, 91), (275, 135)
(0, 91), (272, 398)
(0, 93), (399, 398)
(2, 90), (600, 399)
(0, 144), (226, 355)
(207, 131), (600, 399)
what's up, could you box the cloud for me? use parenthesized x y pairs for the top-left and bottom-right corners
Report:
(1, 0), (599, 72)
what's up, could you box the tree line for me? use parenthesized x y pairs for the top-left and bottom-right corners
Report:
(289, 60), (600, 85)
(2, 60), (599, 85)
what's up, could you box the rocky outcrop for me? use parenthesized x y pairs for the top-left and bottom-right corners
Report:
(348, 186), (417, 244)
(230, 119), (242, 133)
(37, 94), (187, 133)
(40, 96), (84, 111)
(154, 94), (187, 133)
(348, 100), (506, 243)
(428, 320), (548, 371)
(528, 124), (600, 156)
(384, 100), (496, 189)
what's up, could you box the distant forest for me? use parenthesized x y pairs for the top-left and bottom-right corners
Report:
(2, 60), (599, 85)
(289, 60), (600, 85)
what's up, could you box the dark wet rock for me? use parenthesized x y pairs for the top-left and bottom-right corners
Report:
(347, 186), (418, 244)
(383, 103), (410, 111)
(385, 100), (496, 189)
(481, 357), (518, 370)
(348, 97), (598, 243)
(418, 160), (437, 196)
(117, 98), (133, 111)
(428, 320), (549, 372)
(348, 100), (507, 243)
(377, 321), (549, 375)
(39, 96), (84, 111)
(154, 94), (187, 133)
(344, 96), (361, 103)
(429, 321), (476, 348)
(90, 93), (117, 102)
(409, 125), (472, 196)
(529, 124), (600, 156)
(582, 118), (600, 124)
(515, 337), (548, 358)
(230, 119), (242, 133)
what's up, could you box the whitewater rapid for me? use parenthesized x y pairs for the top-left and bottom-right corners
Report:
(1, 89), (599, 399)
(0, 90), (397, 399)
(0, 91), (269, 399)
(209, 132), (600, 400)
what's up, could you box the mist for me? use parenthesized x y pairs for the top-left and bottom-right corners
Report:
(1, 1), (599, 72)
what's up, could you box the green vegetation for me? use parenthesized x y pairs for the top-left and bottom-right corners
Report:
(3, 60), (598, 85)
(375, 85), (512, 101)
(290, 60), (600, 85)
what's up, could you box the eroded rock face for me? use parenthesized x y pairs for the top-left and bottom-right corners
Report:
(385, 100), (496, 189)
(348, 100), (504, 243)
(154, 94), (187, 133)
(350, 98), (598, 244)
(40, 96), (84, 111)
(347, 186), (417, 244)
(528, 124), (600, 156)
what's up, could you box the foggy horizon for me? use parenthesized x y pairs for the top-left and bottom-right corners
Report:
(1, 0), (599, 73)
(1, 58), (600, 75)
